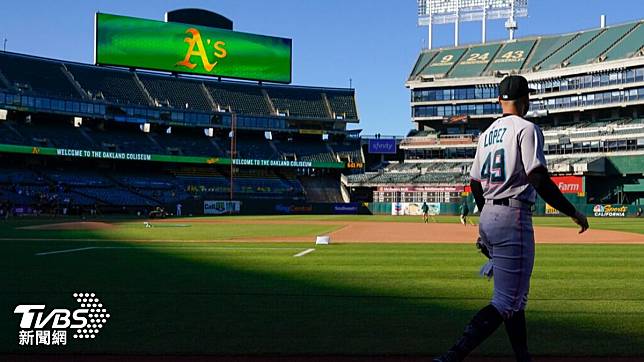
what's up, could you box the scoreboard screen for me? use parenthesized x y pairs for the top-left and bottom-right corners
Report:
(95, 13), (292, 83)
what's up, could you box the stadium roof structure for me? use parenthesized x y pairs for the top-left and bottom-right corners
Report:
(408, 19), (644, 83)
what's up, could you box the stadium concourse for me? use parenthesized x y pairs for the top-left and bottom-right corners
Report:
(0, 51), (364, 216)
(345, 19), (644, 218)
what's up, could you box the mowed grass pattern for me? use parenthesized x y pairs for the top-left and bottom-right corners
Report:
(1, 216), (643, 357)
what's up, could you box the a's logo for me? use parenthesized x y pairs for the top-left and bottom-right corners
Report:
(14, 292), (110, 346)
(177, 28), (227, 72)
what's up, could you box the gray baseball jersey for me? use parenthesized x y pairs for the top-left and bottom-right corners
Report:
(470, 115), (547, 203)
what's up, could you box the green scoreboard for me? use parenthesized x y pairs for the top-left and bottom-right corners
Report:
(95, 13), (292, 83)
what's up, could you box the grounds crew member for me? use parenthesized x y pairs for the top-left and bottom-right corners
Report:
(422, 201), (430, 223)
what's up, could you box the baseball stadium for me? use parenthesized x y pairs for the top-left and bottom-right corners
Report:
(2, 1), (644, 361)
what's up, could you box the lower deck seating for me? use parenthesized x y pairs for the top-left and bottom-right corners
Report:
(12, 121), (94, 149)
(275, 139), (336, 163)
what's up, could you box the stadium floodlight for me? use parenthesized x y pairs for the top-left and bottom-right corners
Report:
(417, 0), (528, 48)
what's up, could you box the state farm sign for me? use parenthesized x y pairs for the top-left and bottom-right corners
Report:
(551, 176), (583, 194)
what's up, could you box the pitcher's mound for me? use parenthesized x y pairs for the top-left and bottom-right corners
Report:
(18, 221), (114, 231)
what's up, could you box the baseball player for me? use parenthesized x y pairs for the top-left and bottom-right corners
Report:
(434, 75), (589, 362)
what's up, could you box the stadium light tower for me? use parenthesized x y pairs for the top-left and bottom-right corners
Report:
(417, 0), (528, 49)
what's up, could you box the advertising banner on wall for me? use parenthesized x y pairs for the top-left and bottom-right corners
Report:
(275, 204), (314, 214)
(204, 200), (241, 215)
(593, 204), (628, 217)
(551, 176), (583, 194)
(392, 202), (440, 216)
(333, 203), (360, 214)
(378, 186), (465, 192)
(368, 139), (397, 154)
(545, 203), (560, 215)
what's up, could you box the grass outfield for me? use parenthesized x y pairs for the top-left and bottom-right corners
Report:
(1, 216), (644, 357)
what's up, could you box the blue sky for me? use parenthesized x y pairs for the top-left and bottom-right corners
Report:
(0, 0), (641, 135)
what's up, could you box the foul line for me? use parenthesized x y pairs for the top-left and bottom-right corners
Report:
(35, 247), (97, 256)
(35, 246), (304, 256)
(293, 248), (316, 257)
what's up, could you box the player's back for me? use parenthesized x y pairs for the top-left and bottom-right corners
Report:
(470, 115), (546, 204)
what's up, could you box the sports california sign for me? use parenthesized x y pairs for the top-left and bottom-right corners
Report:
(593, 204), (628, 217)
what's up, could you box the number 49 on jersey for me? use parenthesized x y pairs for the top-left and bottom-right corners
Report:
(480, 149), (506, 183)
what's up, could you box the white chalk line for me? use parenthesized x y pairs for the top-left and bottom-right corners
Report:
(293, 248), (316, 257)
(35, 245), (305, 256)
(35, 247), (97, 256)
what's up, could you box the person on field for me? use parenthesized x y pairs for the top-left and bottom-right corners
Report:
(421, 201), (430, 223)
(459, 200), (469, 226)
(434, 76), (589, 362)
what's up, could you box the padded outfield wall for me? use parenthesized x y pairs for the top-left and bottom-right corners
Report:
(367, 165), (643, 217)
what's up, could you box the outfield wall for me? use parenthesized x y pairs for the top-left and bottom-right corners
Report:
(367, 200), (642, 218)
(175, 200), (372, 216)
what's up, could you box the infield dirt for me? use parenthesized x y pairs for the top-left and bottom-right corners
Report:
(151, 218), (644, 244)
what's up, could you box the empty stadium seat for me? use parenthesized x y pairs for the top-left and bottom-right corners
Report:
(206, 83), (270, 115)
(67, 64), (150, 105)
(537, 29), (603, 70)
(566, 23), (635, 66)
(221, 132), (279, 160)
(604, 22), (644, 61)
(326, 92), (359, 119)
(332, 142), (363, 162)
(267, 87), (328, 118)
(12, 120), (95, 149)
(85, 126), (164, 154)
(152, 130), (221, 157)
(139, 75), (212, 111)
(275, 138), (336, 163)
(0, 53), (80, 99)
(524, 34), (576, 70)
(449, 43), (502, 78)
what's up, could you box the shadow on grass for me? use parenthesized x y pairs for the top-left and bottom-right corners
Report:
(1, 219), (643, 359)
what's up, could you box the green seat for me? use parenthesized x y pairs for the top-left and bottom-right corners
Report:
(409, 51), (438, 79)
(487, 39), (536, 74)
(523, 34), (575, 70)
(604, 22), (644, 61)
(420, 48), (468, 77)
(567, 23), (636, 66)
(537, 29), (602, 70)
(449, 44), (502, 78)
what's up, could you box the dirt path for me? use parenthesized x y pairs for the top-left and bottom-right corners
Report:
(156, 217), (643, 244)
(328, 222), (644, 244)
